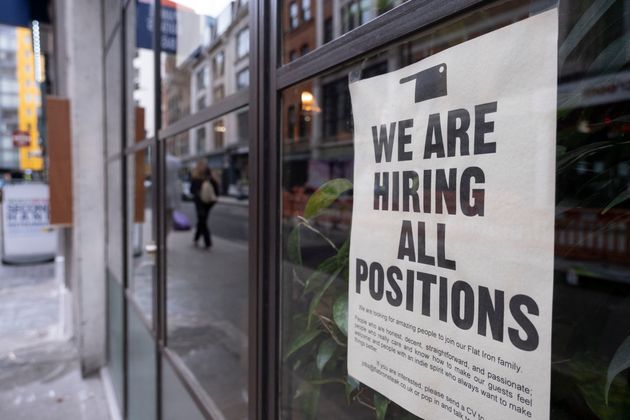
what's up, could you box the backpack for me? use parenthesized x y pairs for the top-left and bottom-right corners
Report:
(200, 180), (217, 204)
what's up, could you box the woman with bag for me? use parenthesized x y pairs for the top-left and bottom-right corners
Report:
(190, 159), (219, 248)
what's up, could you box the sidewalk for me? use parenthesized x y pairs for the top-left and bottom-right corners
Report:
(0, 262), (111, 420)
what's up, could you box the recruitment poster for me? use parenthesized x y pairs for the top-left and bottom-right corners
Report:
(347, 9), (558, 420)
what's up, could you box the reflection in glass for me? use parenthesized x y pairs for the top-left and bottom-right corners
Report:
(129, 0), (155, 138)
(280, 1), (630, 419)
(128, 307), (157, 420)
(165, 111), (249, 417)
(281, 0), (408, 64)
(162, 356), (206, 420)
(161, 0), (250, 128)
(128, 145), (154, 322)
(107, 273), (124, 414)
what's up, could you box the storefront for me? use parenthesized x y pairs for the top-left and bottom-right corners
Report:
(103, 0), (630, 419)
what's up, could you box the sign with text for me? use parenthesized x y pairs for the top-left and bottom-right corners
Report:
(348, 9), (557, 420)
(12, 130), (30, 148)
(1, 183), (56, 264)
(136, 0), (177, 54)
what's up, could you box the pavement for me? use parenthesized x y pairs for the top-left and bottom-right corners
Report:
(165, 201), (249, 420)
(0, 262), (111, 420)
(126, 199), (250, 420)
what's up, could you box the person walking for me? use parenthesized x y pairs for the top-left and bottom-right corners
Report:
(190, 159), (219, 249)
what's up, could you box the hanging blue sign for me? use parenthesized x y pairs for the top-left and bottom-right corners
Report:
(136, 0), (177, 54)
(0, 0), (30, 27)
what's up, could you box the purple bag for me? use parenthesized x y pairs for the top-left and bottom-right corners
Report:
(172, 210), (191, 231)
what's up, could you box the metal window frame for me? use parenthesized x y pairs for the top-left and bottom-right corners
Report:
(257, 0), (498, 419)
(105, 0), (501, 419)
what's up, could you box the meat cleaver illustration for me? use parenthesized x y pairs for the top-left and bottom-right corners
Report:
(399, 63), (447, 103)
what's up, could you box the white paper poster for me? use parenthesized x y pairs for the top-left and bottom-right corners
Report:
(348, 9), (557, 420)
(2, 183), (57, 263)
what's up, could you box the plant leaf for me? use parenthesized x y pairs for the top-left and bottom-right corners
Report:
(285, 328), (322, 360)
(298, 217), (339, 251)
(303, 254), (344, 296)
(606, 334), (630, 405)
(304, 178), (352, 219)
(333, 294), (348, 336)
(308, 267), (343, 326)
(316, 339), (337, 373)
(345, 375), (360, 402)
(287, 225), (302, 266)
(374, 393), (390, 420)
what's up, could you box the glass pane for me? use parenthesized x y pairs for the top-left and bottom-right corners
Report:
(104, 0), (122, 45)
(279, 1), (630, 419)
(162, 356), (206, 420)
(107, 273), (124, 413)
(280, 0), (408, 65)
(128, 305), (157, 420)
(107, 160), (123, 283)
(105, 29), (123, 157)
(165, 112), (250, 417)
(127, 145), (155, 322)
(128, 0), (156, 138)
(161, 0), (250, 128)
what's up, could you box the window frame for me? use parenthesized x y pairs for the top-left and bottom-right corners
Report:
(109, 1), (541, 419)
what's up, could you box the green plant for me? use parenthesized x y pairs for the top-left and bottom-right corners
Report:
(285, 178), (415, 420)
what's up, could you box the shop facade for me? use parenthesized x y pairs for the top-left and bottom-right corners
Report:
(101, 0), (630, 419)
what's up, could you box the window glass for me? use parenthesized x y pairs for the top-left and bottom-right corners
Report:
(214, 120), (225, 149)
(105, 28), (122, 157)
(127, 144), (154, 322)
(196, 95), (206, 112)
(162, 356), (206, 420)
(213, 50), (225, 77)
(236, 27), (250, 59)
(196, 66), (207, 90)
(161, 1), (249, 127)
(125, 0), (157, 326)
(128, 305), (157, 420)
(196, 126), (207, 154)
(302, 0), (312, 21)
(289, 2), (299, 29)
(237, 67), (249, 90)
(128, 0), (155, 138)
(107, 272), (124, 415)
(214, 85), (225, 102)
(280, 1), (630, 419)
(165, 109), (250, 417)
(281, 0), (408, 64)
(107, 159), (124, 413)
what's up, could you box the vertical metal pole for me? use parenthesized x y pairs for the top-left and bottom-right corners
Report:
(248, 0), (260, 417)
(152, 1), (164, 419)
(250, 0), (280, 418)
(120, 3), (129, 419)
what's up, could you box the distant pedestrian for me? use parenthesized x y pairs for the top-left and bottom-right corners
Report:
(190, 160), (219, 248)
